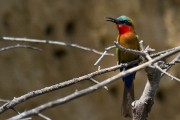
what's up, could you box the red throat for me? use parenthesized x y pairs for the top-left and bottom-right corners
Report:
(117, 25), (132, 35)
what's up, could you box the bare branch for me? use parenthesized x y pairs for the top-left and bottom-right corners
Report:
(1, 61), (138, 114)
(1, 37), (113, 56)
(0, 59), (139, 115)
(1, 36), (178, 119)
(114, 41), (146, 56)
(8, 47), (179, 120)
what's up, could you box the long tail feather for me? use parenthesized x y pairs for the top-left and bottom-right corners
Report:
(120, 63), (137, 117)
(122, 81), (134, 118)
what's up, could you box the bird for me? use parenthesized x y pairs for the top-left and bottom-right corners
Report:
(106, 15), (140, 117)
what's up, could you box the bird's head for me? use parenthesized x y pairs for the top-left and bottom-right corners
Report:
(106, 15), (135, 34)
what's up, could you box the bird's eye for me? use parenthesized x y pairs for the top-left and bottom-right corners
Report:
(124, 20), (129, 24)
(121, 20), (132, 26)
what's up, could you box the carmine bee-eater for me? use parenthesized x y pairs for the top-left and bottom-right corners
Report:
(106, 16), (140, 117)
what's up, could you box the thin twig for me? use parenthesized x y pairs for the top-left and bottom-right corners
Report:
(38, 113), (51, 120)
(90, 78), (108, 90)
(1, 37), (113, 56)
(94, 45), (115, 65)
(144, 46), (155, 52)
(0, 44), (41, 52)
(155, 65), (180, 81)
(11, 107), (20, 114)
(8, 47), (180, 120)
(139, 40), (145, 51)
(18, 118), (32, 120)
(161, 53), (180, 78)
(0, 99), (10, 103)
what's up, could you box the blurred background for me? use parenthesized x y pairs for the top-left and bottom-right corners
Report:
(0, 0), (179, 119)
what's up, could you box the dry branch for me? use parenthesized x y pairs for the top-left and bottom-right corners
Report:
(8, 46), (179, 120)
(0, 37), (113, 56)
(0, 37), (179, 120)
(0, 60), (139, 114)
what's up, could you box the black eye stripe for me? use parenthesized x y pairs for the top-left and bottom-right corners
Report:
(122, 20), (129, 24)
(121, 20), (132, 26)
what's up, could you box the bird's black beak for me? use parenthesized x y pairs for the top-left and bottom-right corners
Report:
(105, 17), (118, 24)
